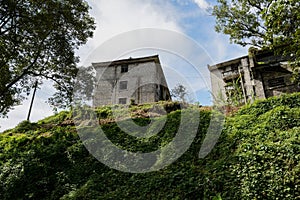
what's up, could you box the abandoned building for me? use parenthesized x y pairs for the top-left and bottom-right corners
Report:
(92, 55), (171, 106)
(208, 49), (300, 104)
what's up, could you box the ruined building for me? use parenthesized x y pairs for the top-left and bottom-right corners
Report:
(93, 55), (171, 106)
(208, 49), (300, 104)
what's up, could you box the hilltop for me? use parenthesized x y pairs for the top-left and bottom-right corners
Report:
(0, 94), (300, 199)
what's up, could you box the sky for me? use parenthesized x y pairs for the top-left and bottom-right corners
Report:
(0, 0), (248, 132)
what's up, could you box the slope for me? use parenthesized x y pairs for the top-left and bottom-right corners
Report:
(0, 94), (299, 199)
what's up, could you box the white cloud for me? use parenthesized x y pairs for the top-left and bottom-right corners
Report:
(79, 0), (182, 64)
(206, 34), (248, 64)
(193, 0), (211, 10)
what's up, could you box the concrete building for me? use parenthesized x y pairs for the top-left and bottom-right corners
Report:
(93, 55), (171, 106)
(208, 49), (300, 105)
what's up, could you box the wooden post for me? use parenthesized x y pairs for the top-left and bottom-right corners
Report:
(27, 80), (38, 121)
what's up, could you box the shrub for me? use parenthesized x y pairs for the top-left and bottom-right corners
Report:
(14, 120), (39, 133)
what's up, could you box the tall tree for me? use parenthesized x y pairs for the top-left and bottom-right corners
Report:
(0, 0), (95, 117)
(213, 0), (300, 80)
(171, 84), (188, 102)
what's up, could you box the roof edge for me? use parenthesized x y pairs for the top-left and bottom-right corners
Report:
(92, 55), (160, 67)
(208, 55), (248, 71)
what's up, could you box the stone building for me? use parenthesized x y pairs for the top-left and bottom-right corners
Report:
(208, 49), (300, 104)
(93, 55), (171, 106)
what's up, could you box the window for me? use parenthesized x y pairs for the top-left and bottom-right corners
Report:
(231, 64), (239, 71)
(268, 77), (285, 88)
(121, 64), (128, 73)
(119, 81), (128, 90)
(119, 98), (127, 104)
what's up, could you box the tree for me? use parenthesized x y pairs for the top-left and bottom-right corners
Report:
(171, 84), (188, 102)
(213, 0), (300, 80)
(0, 0), (95, 117)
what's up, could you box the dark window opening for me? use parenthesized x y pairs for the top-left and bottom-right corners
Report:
(268, 77), (285, 88)
(119, 81), (128, 90)
(121, 64), (128, 73)
(119, 98), (127, 104)
(231, 64), (239, 71)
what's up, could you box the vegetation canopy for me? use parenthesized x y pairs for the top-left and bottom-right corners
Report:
(0, 0), (95, 116)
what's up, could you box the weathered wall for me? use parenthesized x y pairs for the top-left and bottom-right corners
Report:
(93, 57), (170, 106)
(256, 66), (299, 98)
(208, 52), (300, 105)
(208, 66), (227, 104)
(155, 62), (171, 101)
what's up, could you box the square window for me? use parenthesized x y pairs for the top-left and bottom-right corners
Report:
(121, 64), (128, 73)
(119, 98), (127, 104)
(119, 81), (128, 90)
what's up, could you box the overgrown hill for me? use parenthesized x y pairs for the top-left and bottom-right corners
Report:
(0, 94), (300, 199)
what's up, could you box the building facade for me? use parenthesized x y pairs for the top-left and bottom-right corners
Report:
(208, 49), (300, 104)
(93, 55), (171, 106)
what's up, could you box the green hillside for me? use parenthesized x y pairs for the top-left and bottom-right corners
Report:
(1, 94), (300, 199)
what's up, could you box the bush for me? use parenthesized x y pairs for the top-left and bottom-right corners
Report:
(202, 93), (300, 199)
(14, 120), (39, 133)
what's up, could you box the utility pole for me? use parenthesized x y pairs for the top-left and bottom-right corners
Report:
(27, 80), (38, 121)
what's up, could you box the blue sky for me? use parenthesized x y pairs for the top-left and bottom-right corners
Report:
(0, 0), (248, 131)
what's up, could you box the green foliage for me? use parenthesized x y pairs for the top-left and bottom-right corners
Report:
(213, 0), (300, 47)
(202, 92), (300, 199)
(14, 120), (39, 133)
(237, 92), (300, 116)
(38, 111), (72, 125)
(225, 77), (245, 106)
(213, 194), (223, 200)
(94, 101), (184, 121)
(0, 0), (95, 117)
(95, 106), (113, 119)
(0, 94), (300, 199)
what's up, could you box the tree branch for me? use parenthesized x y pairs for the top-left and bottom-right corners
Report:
(246, 0), (263, 12)
(0, 45), (43, 98)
